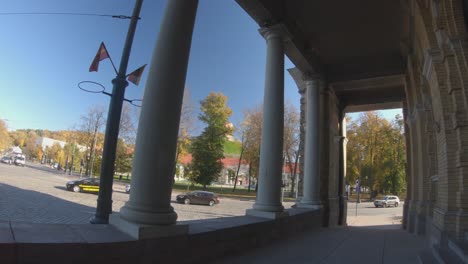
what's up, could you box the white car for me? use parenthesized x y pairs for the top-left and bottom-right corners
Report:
(14, 156), (25, 166)
(374, 195), (400, 208)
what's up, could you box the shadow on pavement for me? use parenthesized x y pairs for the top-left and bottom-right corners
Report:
(0, 183), (96, 224)
(53, 186), (68, 191)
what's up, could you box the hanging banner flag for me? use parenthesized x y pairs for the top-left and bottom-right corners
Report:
(89, 42), (110, 72)
(126, 64), (147, 85)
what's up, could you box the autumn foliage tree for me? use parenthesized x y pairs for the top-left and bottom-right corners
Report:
(190, 92), (233, 189)
(0, 120), (10, 151)
(346, 111), (406, 197)
(241, 105), (263, 192)
(283, 103), (300, 197)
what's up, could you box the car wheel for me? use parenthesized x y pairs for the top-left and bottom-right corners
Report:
(73, 185), (81, 193)
(184, 198), (191, 205)
(375, 205), (378, 208)
(395, 202), (399, 207)
(209, 200), (215, 206)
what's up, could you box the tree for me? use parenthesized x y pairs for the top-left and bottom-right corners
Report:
(49, 143), (65, 166)
(175, 88), (196, 170)
(113, 104), (138, 177)
(119, 104), (137, 145)
(0, 120), (10, 151)
(79, 105), (106, 176)
(9, 130), (27, 148)
(241, 105), (263, 192)
(232, 129), (246, 192)
(23, 130), (40, 160)
(115, 138), (133, 176)
(346, 111), (406, 197)
(283, 103), (300, 197)
(190, 92), (233, 189)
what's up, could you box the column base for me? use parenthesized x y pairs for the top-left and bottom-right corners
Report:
(295, 199), (322, 209)
(110, 214), (188, 240)
(245, 209), (289, 219)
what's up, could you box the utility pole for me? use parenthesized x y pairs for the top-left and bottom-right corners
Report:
(90, 0), (143, 224)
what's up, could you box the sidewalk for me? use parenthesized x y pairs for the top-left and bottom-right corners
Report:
(217, 203), (427, 264)
(347, 214), (403, 229)
(217, 226), (427, 264)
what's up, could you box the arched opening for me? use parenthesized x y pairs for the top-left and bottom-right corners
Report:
(344, 109), (406, 229)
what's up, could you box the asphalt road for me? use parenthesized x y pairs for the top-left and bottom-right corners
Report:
(0, 162), (296, 224)
(0, 162), (401, 226)
(346, 200), (404, 228)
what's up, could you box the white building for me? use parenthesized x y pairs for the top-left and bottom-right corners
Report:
(35, 137), (87, 152)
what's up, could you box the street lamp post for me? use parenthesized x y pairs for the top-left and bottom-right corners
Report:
(90, 0), (143, 224)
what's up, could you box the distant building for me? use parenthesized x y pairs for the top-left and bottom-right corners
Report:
(35, 137), (87, 152)
(177, 154), (300, 187)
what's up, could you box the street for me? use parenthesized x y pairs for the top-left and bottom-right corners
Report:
(347, 200), (404, 228)
(0, 163), (402, 227)
(0, 163), (295, 224)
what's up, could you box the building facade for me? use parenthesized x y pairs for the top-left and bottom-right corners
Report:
(4, 1), (468, 262)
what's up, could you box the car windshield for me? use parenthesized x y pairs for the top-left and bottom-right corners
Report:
(383, 196), (389, 200)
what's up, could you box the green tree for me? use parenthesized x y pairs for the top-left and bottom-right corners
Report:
(115, 139), (133, 175)
(190, 92), (233, 189)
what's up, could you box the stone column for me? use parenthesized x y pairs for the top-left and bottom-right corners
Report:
(297, 76), (322, 209)
(111, 0), (198, 239)
(246, 25), (289, 219)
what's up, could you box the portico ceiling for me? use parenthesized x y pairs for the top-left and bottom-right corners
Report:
(237, 0), (409, 108)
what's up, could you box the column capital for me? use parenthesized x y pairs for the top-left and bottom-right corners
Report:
(301, 72), (323, 82)
(302, 73), (326, 93)
(259, 24), (291, 42)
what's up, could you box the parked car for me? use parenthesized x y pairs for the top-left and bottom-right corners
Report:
(374, 195), (400, 208)
(176, 191), (220, 206)
(66, 178), (100, 193)
(1, 156), (12, 165)
(14, 156), (25, 166)
(125, 184), (131, 194)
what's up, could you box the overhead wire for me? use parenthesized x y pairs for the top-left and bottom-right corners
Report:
(0, 12), (134, 19)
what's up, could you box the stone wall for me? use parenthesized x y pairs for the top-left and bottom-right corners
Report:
(405, 0), (468, 259)
(319, 81), (342, 227)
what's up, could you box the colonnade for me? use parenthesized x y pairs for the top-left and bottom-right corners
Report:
(110, 0), (324, 238)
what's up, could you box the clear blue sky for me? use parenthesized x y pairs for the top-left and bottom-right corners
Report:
(0, 0), (401, 132)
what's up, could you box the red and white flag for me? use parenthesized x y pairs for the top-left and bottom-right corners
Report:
(89, 42), (110, 72)
(127, 64), (147, 85)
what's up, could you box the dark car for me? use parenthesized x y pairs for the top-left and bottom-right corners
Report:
(176, 191), (220, 206)
(66, 178), (100, 193)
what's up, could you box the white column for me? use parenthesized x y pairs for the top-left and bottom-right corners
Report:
(111, 0), (198, 239)
(246, 25), (289, 219)
(297, 76), (322, 208)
